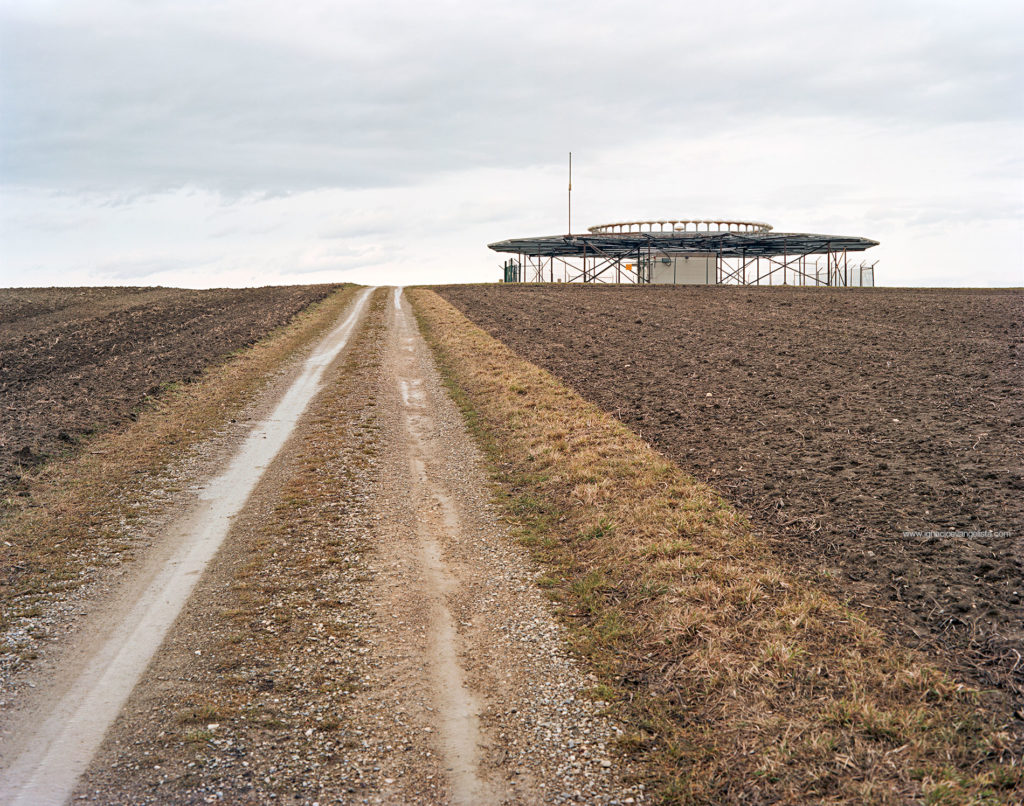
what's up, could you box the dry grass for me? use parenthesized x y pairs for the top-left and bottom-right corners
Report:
(409, 288), (1021, 805)
(0, 286), (359, 648)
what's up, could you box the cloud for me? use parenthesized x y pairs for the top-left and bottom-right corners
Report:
(0, 1), (1021, 287)
(96, 256), (193, 281)
(2, 1), (1021, 196)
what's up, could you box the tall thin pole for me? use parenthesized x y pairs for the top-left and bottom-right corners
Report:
(568, 152), (572, 236)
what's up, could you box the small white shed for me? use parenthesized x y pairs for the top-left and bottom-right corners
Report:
(648, 253), (716, 284)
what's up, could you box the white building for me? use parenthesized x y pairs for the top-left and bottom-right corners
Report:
(642, 253), (717, 285)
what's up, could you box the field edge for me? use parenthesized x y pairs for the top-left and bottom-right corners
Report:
(408, 287), (1021, 805)
(0, 285), (361, 685)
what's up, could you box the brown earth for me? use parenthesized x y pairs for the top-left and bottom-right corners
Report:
(433, 284), (1024, 714)
(0, 285), (339, 491)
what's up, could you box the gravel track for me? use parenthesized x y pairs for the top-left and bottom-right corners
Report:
(6, 287), (645, 804)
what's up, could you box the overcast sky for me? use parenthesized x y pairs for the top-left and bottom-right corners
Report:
(1, 0), (1021, 288)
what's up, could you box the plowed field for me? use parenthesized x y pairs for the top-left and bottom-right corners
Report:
(435, 284), (1024, 709)
(0, 285), (339, 491)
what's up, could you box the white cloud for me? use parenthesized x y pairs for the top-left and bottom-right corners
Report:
(1, 0), (1021, 287)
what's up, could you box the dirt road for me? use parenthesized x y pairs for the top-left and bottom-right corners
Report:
(1, 288), (642, 804)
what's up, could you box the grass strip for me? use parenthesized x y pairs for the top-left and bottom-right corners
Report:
(409, 287), (1020, 805)
(0, 285), (359, 663)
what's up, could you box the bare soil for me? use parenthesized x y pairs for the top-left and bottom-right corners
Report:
(433, 284), (1024, 712)
(0, 284), (339, 491)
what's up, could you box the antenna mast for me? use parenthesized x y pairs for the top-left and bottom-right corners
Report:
(567, 152), (572, 236)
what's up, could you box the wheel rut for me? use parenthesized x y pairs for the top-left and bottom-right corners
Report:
(395, 288), (501, 805)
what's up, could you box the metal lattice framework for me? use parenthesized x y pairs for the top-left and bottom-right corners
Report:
(489, 220), (880, 287)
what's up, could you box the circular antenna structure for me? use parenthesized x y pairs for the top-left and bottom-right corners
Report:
(589, 219), (773, 234)
(490, 216), (878, 286)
